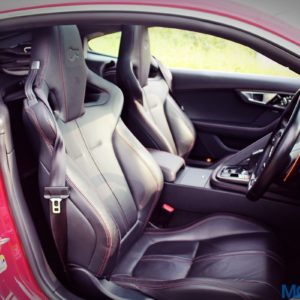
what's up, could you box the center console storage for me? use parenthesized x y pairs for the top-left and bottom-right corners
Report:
(176, 167), (212, 188)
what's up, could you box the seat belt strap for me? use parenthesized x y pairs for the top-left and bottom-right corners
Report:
(25, 61), (69, 273)
(24, 61), (39, 106)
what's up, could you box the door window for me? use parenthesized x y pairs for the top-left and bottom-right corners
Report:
(149, 27), (299, 78)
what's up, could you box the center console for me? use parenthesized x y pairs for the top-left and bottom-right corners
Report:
(216, 148), (264, 185)
(149, 136), (300, 231)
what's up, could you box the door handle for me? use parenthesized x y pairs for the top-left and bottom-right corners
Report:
(239, 90), (293, 109)
(240, 91), (277, 104)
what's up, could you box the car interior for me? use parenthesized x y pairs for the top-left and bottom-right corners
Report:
(0, 20), (300, 300)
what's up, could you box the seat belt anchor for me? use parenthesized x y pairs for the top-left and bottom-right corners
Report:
(44, 187), (69, 215)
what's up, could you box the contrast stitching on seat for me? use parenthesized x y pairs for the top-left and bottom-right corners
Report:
(45, 111), (57, 138)
(168, 95), (195, 134)
(163, 95), (181, 155)
(144, 215), (268, 235)
(132, 102), (173, 154)
(66, 195), (99, 268)
(142, 192), (160, 231)
(140, 254), (191, 261)
(74, 119), (130, 230)
(25, 107), (53, 153)
(192, 250), (284, 267)
(144, 90), (177, 154)
(116, 126), (161, 209)
(137, 249), (283, 268)
(115, 125), (162, 231)
(139, 256), (191, 263)
(39, 160), (50, 175)
(112, 130), (140, 216)
(66, 176), (113, 276)
(184, 241), (200, 277)
(112, 276), (250, 300)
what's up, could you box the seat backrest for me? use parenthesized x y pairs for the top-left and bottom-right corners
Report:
(23, 25), (163, 285)
(117, 25), (196, 159)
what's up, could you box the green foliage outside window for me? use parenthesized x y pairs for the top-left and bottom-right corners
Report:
(88, 28), (299, 78)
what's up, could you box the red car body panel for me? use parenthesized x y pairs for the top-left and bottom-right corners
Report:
(0, 172), (46, 299)
(0, 1), (298, 298)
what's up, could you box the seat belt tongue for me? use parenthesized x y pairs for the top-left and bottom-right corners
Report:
(44, 187), (69, 214)
(50, 197), (63, 214)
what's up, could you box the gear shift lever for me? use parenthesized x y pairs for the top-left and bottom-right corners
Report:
(217, 149), (265, 184)
(245, 149), (264, 171)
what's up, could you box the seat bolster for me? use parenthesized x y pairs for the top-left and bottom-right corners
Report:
(143, 213), (271, 239)
(165, 95), (196, 158)
(127, 101), (178, 155)
(65, 157), (120, 277)
(113, 120), (163, 214)
(113, 120), (164, 254)
(87, 68), (124, 108)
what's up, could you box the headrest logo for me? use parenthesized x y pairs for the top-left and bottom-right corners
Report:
(68, 48), (80, 62)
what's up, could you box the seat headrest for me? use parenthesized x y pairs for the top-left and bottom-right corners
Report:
(118, 25), (151, 88)
(31, 26), (87, 122)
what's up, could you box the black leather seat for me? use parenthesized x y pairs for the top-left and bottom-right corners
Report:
(117, 25), (196, 160)
(24, 25), (283, 300)
(112, 215), (283, 300)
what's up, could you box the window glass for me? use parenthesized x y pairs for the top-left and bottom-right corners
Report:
(149, 27), (299, 78)
(88, 32), (121, 57)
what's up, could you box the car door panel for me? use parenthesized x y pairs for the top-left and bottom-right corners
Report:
(172, 69), (300, 161)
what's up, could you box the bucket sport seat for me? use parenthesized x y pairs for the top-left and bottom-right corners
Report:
(23, 25), (283, 300)
(117, 25), (196, 160)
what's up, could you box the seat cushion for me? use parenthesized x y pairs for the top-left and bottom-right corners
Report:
(112, 214), (284, 300)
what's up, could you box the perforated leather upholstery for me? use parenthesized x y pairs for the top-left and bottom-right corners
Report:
(23, 25), (283, 300)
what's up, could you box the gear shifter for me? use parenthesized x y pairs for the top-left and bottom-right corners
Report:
(217, 149), (264, 185)
(244, 149), (264, 171)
